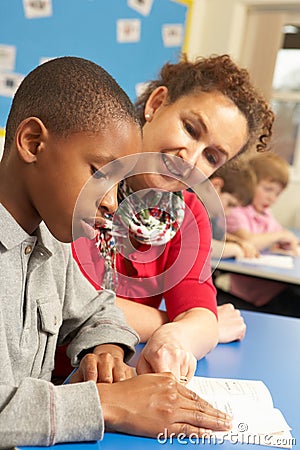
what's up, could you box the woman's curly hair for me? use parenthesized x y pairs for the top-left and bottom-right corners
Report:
(135, 54), (274, 154)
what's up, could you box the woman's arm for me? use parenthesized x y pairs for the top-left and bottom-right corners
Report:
(115, 296), (168, 342)
(136, 307), (218, 381)
(135, 192), (220, 381)
(172, 307), (218, 359)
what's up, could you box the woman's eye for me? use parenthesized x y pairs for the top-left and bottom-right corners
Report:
(91, 166), (106, 180)
(184, 121), (199, 139)
(204, 149), (218, 166)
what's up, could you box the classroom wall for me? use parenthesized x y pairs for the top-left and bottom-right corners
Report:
(0, 0), (188, 129)
(1, 0), (299, 228)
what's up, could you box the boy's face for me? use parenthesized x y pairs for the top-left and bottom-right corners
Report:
(252, 179), (283, 214)
(210, 177), (240, 214)
(219, 192), (240, 214)
(30, 122), (142, 243)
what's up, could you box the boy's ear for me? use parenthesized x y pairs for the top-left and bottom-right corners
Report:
(144, 86), (168, 121)
(15, 117), (48, 164)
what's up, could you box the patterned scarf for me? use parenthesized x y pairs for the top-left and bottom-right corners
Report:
(95, 180), (185, 291)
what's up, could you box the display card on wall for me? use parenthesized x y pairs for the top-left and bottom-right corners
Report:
(23, 0), (52, 19)
(128, 0), (154, 16)
(117, 19), (141, 43)
(0, 45), (16, 72)
(162, 23), (183, 47)
(0, 73), (24, 98)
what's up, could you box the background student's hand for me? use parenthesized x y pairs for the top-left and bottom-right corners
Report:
(236, 240), (259, 258)
(217, 303), (246, 343)
(135, 324), (197, 383)
(225, 235), (259, 259)
(272, 229), (299, 255)
(97, 372), (232, 438)
(223, 242), (245, 259)
(70, 344), (134, 384)
(223, 242), (253, 259)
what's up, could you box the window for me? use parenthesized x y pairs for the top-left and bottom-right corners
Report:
(271, 25), (300, 180)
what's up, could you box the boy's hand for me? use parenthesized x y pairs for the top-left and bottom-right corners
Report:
(98, 373), (232, 437)
(70, 344), (134, 384)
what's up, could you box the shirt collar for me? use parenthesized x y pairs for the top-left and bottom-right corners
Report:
(0, 203), (54, 255)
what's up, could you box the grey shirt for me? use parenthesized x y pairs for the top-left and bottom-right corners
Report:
(0, 204), (139, 448)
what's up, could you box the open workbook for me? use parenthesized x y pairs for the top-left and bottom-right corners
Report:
(187, 377), (294, 448)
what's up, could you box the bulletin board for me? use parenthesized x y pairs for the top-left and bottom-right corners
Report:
(0, 0), (189, 131)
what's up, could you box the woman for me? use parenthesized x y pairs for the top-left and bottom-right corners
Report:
(67, 55), (273, 382)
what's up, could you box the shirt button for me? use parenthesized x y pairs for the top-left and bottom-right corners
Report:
(54, 316), (57, 326)
(24, 245), (32, 255)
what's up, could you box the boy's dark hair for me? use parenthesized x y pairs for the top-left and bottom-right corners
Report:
(4, 56), (140, 153)
(135, 54), (274, 154)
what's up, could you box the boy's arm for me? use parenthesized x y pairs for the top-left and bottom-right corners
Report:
(0, 378), (104, 447)
(0, 372), (232, 447)
(58, 250), (139, 367)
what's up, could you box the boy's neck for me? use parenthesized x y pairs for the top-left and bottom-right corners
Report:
(0, 163), (41, 235)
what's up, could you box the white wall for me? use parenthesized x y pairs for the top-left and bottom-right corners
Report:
(188, 0), (300, 64)
(272, 179), (300, 228)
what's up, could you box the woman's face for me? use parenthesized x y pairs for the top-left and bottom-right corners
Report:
(129, 89), (249, 192)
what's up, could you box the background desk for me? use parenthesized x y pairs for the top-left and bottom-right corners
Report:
(19, 311), (300, 449)
(211, 229), (300, 285)
(211, 254), (300, 285)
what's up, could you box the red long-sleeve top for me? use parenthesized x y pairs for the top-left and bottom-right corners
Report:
(72, 191), (217, 320)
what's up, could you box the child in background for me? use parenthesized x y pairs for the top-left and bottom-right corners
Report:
(224, 152), (300, 316)
(206, 165), (258, 342)
(209, 164), (259, 259)
(0, 56), (231, 447)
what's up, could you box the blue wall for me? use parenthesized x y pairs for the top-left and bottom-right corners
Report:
(0, 0), (187, 129)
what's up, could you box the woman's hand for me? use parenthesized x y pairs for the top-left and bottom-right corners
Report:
(136, 324), (197, 383)
(98, 372), (232, 438)
(217, 303), (246, 343)
(70, 344), (134, 384)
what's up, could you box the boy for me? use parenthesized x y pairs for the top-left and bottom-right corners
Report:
(225, 152), (299, 313)
(209, 164), (258, 259)
(0, 57), (230, 447)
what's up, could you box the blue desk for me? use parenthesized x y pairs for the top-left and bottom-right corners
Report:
(19, 311), (299, 449)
